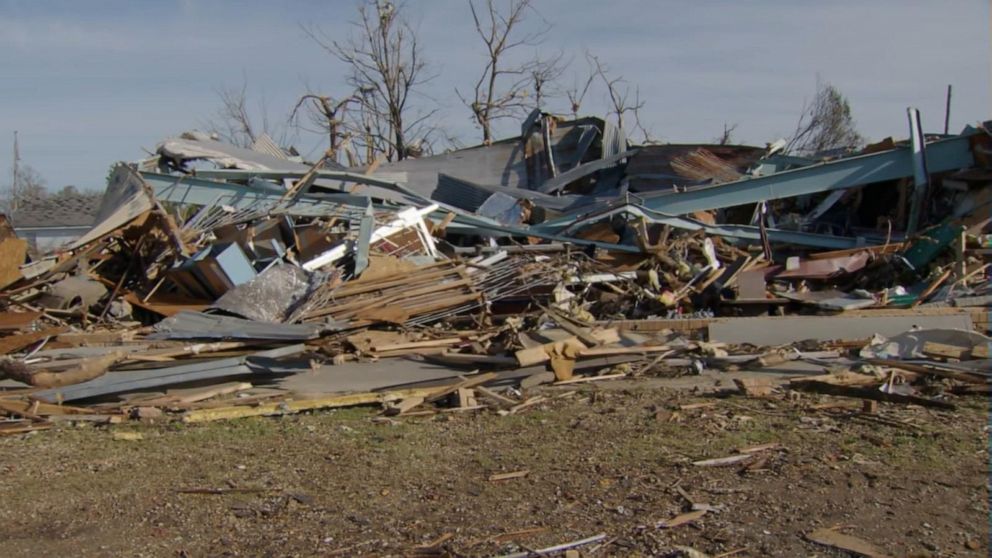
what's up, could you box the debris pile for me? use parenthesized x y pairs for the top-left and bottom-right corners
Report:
(0, 112), (989, 433)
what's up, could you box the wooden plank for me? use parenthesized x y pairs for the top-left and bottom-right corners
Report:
(865, 359), (985, 385)
(182, 386), (446, 423)
(515, 336), (585, 366)
(806, 528), (891, 558)
(506, 395), (547, 415)
(0, 237), (27, 289)
(371, 335), (479, 353)
(488, 470), (529, 482)
(0, 311), (41, 331)
(0, 327), (67, 355)
(922, 341), (970, 360)
(383, 396), (426, 416)
(475, 385), (517, 406)
(519, 371), (555, 389)
(692, 454), (753, 467)
(656, 509), (707, 529)
(423, 372), (496, 403)
(553, 373), (627, 385)
(790, 380), (956, 409)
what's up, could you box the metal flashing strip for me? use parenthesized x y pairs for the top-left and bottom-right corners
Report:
(33, 344), (306, 402)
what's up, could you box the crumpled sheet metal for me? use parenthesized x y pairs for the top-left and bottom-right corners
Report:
(33, 344), (306, 403)
(150, 311), (325, 341)
(212, 264), (324, 323)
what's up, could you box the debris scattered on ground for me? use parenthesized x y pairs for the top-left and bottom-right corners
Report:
(0, 113), (987, 437)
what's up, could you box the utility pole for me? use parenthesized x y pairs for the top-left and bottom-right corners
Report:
(943, 85), (952, 135)
(11, 131), (19, 213)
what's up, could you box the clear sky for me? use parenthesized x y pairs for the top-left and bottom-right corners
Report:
(0, 0), (988, 191)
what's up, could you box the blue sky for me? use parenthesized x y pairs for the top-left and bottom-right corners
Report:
(0, 0), (988, 191)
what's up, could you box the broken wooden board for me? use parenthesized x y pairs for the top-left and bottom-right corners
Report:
(0, 327), (68, 356)
(0, 311), (41, 331)
(806, 527), (891, 558)
(790, 380), (956, 410)
(182, 386), (446, 423)
(0, 236), (27, 289)
(488, 470), (529, 482)
(922, 341), (986, 361)
(734, 377), (777, 397)
(655, 509), (706, 529)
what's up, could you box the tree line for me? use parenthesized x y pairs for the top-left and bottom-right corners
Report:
(206, 0), (864, 167)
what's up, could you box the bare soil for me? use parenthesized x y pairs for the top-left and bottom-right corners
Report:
(0, 384), (987, 557)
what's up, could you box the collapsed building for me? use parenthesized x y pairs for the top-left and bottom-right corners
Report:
(0, 108), (988, 429)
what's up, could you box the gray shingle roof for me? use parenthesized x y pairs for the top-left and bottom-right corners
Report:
(11, 192), (103, 228)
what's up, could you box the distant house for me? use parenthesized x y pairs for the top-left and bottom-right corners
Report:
(10, 193), (103, 253)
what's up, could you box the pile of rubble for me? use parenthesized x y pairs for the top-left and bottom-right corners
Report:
(0, 110), (989, 433)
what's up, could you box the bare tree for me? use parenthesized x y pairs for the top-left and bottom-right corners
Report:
(305, 1), (436, 162)
(458, 0), (563, 144)
(290, 92), (361, 164)
(786, 79), (864, 156)
(565, 61), (596, 119)
(529, 51), (567, 111)
(715, 122), (738, 145)
(4, 163), (46, 214)
(587, 53), (651, 142)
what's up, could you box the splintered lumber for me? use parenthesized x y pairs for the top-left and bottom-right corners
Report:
(0, 423), (52, 436)
(921, 341), (988, 361)
(515, 336), (585, 367)
(475, 385), (517, 406)
(0, 311), (41, 331)
(656, 509), (707, 528)
(787, 370), (880, 387)
(488, 470), (529, 481)
(176, 382), (252, 404)
(576, 344), (672, 357)
(912, 269), (952, 307)
(455, 388), (477, 408)
(692, 454), (754, 467)
(371, 335), (481, 353)
(0, 236), (27, 289)
(790, 380), (956, 410)
(520, 371), (555, 389)
(866, 359), (987, 384)
(553, 372), (627, 385)
(0, 399), (93, 418)
(0, 327), (67, 355)
(806, 528), (891, 558)
(303, 261), (482, 324)
(132, 382), (253, 407)
(734, 377), (776, 397)
(125, 341), (256, 362)
(494, 534), (608, 558)
(507, 395), (547, 415)
(423, 372), (496, 403)
(384, 396), (426, 416)
(182, 386), (446, 423)
(542, 305), (620, 344)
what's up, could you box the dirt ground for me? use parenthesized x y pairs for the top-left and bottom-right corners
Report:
(0, 383), (987, 557)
